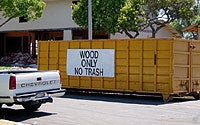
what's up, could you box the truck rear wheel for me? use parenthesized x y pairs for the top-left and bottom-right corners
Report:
(22, 102), (41, 111)
(193, 92), (200, 100)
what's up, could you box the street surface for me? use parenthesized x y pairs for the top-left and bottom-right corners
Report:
(1, 92), (200, 125)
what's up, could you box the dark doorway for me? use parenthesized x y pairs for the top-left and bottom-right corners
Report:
(0, 34), (4, 57)
(6, 37), (22, 54)
(23, 36), (29, 53)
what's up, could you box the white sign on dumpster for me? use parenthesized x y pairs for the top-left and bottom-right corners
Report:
(67, 49), (115, 77)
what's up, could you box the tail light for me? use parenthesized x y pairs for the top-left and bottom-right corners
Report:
(9, 75), (16, 90)
(59, 71), (62, 84)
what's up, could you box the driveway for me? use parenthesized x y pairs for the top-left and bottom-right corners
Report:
(1, 92), (200, 125)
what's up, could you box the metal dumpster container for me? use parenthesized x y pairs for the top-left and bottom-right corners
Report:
(37, 38), (200, 101)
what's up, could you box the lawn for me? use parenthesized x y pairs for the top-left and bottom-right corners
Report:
(0, 66), (11, 70)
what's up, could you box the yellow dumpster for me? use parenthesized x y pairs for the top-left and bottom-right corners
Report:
(37, 38), (200, 101)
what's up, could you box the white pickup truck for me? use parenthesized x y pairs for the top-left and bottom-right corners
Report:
(0, 70), (65, 111)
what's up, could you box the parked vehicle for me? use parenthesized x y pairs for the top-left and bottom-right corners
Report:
(0, 70), (65, 111)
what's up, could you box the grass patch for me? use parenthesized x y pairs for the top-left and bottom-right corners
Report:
(0, 66), (11, 70)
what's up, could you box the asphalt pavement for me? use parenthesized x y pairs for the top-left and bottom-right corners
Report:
(0, 92), (200, 125)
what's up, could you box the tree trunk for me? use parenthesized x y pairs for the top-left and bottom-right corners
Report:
(152, 31), (156, 38)
(150, 25), (156, 38)
(151, 24), (166, 38)
(124, 30), (139, 38)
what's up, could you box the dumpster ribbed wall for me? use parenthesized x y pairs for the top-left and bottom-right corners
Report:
(191, 41), (200, 91)
(172, 39), (190, 93)
(38, 42), (49, 70)
(38, 38), (200, 100)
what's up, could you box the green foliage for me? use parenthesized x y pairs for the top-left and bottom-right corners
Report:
(143, 0), (196, 37)
(72, 0), (143, 38)
(0, 0), (46, 26)
(116, 0), (146, 37)
(170, 21), (184, 35)
(72, 0), (197, 38)
(73, 0), (126, 33)
(0, 66), (11, 70)
(92, 0), (126, 34)
(170, 0), (200, 39)
(72, 0), (88, 28)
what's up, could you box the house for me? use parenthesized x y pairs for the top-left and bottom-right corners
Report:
(111, 24), (181, 39)
(0, 0), (77, 57)
(0, 0), (181, 57)
(182, 24), (200, 40)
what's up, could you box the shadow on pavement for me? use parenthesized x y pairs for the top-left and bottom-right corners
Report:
(61, 91), (196, 105)
(0, 107), (55, 122)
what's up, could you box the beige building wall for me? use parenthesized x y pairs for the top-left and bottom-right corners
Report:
(0, 0), (77, 40)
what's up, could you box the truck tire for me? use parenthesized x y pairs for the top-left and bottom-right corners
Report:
(193, 92), (200, 100)
(22, 102), (41, 111)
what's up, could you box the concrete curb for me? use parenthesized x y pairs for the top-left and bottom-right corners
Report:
(0, 120), (29, 125)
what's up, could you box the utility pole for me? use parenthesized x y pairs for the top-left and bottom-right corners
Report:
(88, 0), (92, 40)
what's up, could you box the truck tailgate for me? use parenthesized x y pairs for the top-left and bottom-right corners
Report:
(15, 71), (61, 95)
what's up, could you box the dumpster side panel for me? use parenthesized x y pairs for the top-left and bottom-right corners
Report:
(37, 41), (50, 70)
(191, 41), (200, 91)
(129, 40), (143, 91)
(156, 39), (172, 93)
(172, 39), (190, 93)
(59, 42), (69, 88)
(142, 39), (157, 92)
(115, 40), (129, 91)
(49, 42), (59, 70)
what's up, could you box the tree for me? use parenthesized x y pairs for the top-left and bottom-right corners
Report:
(72, 0), (145, 38)
(72, 0), (197, 38)
(170, 0), (200, 39)
(72, 0), (126, 35)
(143, 0), (196, 38)
(0, 0), (46, 27)
(116, 0), (146, 38)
